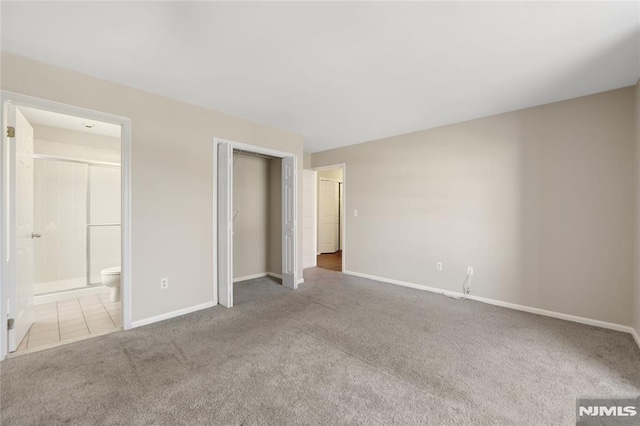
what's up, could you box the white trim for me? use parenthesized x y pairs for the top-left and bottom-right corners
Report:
(343, 270), (637, 335)
(131, 301), (215, 328)
(0, 91), (132, 361)
(313, 163), (346, 271)
(302, 169), (317, 269)
(211, 140), (218, 307)
(219, 138), (294, 160)
(233, 272), (269, 282)
(1, 100), (7, 361)
(121, 119), (132, 331)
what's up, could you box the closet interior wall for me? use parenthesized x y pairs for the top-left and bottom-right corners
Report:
(232, 151), (282, 280)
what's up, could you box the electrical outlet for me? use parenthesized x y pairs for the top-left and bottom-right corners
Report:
(467, 267), (474, 276)
(354, 209), (358, 217)
(160, 278), (169, 289)
(436, 262), (443, 271)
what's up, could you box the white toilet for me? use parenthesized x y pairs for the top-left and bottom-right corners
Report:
(100, 266), (121, 302)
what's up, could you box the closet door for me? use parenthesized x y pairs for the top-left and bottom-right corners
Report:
(217, 142), (233, 307)
(281, 156), (297, 289)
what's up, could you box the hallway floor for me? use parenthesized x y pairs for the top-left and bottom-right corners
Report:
(317, 250), (342, 271)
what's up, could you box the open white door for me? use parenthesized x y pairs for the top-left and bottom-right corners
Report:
(282, 156), (297, 289)
(319, 180), (339, 253)
(7, 106), (35, 352)
(217, 142), (233, 307)
(302, 170), (317, 269)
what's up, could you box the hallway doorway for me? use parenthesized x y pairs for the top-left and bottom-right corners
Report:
(317, 251), (342, 272)
(313, 164), (345, 273)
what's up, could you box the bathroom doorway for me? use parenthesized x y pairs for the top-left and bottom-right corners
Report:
(1, 93), (132, 359)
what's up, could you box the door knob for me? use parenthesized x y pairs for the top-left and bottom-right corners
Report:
(31, 232), (42, 239)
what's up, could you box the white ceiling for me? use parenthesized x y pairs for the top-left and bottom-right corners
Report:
(19, 106), (121, 138)
(2, 2), (638, 153)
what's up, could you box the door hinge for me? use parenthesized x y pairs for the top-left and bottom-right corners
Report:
(6, 126), (15, 138)
(7, 318), (14, 330)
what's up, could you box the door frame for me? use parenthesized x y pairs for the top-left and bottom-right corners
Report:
(313, 164), (346, 272)
(302, 169), (317, 269)
(213, 138), (299, 308)
(0, 91), (132, 360)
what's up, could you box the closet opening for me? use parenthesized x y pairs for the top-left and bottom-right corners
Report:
(214, 139), (298, 308)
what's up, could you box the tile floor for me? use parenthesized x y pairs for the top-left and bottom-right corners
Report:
(16, 292), (121, 352)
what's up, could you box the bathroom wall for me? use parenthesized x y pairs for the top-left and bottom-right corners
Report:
(32, 123), (120, 289)
(88, 166), (121, 283)
(34, 124), (120, 162)
(33, 159), (87, 285)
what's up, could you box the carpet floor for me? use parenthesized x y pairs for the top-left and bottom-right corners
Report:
(1, 268), (639, 425)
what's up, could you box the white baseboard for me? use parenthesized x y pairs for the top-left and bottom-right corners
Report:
(233, 272), (268, 282)
(343, 270), (637, 337)
(131, 301), (215, 328)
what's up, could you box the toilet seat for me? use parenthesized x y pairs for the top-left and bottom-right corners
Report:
(101, 266), (121, 276)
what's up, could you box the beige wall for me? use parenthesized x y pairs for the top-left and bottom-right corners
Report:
(317, 168), (343, 182)
(303, 152), (312, 169)
(1, 53), (304, 323)
(313, 87), (636, 326)
(635, 80), (640, 337)
(232, 154), (269, 278)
